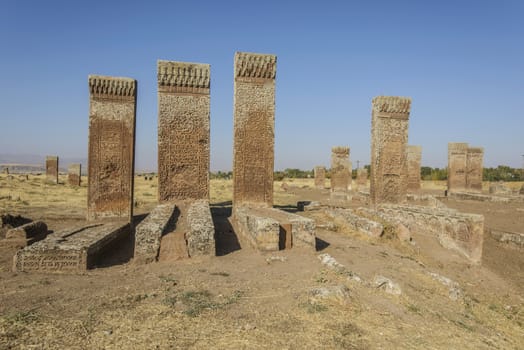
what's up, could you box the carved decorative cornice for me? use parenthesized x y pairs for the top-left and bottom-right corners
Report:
(157, 60), (210, 94)
(89, 75), (136, 100)
(448, 143), (469, 153)
(235, 52), (276, 80)
(332, 146), (350, 157)
(372, 96), (411, 115)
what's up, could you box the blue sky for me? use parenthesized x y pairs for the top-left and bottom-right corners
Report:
(0, 0), (523, 171)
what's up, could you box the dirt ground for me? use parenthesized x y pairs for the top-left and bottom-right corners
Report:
(0, 174), (523, 349)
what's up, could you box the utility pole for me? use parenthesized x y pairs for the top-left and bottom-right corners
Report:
(357, 160), (360, 169)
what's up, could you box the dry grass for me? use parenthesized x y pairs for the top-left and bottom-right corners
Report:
(1, 173), (523, 349)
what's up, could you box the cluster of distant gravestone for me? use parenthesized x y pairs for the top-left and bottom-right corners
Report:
(9, 50), (522, 274)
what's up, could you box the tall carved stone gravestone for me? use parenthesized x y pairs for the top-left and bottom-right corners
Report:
(233, 52), (276, 209)
(356, 168), (368, 189)
(314, 166), (326, 189)
(330, 147), (351, 201)
(466, 147), (483, 193)
(46, 156), (59, 184)
(68, 163), (81, 187)
(370, 96), (411, 205)
(134, 60), (215, 263)
(87, 75), (136, 222)
(231, 52), (316, 251)
(157, 61), (210, 202)
(406, 145), (422, 191)
(447, 143), (468, 193)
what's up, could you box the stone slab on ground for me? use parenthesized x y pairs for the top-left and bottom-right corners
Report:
(134, 203), (178, 264)
(233, 206), (280, 251)
(326, 208), (384, 237)
(13, 221), (130, 273)
(186, 200), (215, 257)
(378, 204), (484, 264)
(233, 205), (316, 251)
(448, 191), (524, 203)
(490, 229), (524, 249)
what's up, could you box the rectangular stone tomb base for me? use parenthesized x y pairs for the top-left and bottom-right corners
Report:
(326, 208), (384, 237)
(377, 204), (484, 264)
(13, 222), (130, 273)
(134, 200), (215, 264)
(232, 206), (316, 251)
(448, 191), (523, 203)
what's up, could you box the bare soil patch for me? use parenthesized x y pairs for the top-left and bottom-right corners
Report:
(1, 175), (523, 349)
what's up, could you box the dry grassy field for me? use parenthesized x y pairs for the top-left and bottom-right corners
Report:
(1, 174), (523, 349)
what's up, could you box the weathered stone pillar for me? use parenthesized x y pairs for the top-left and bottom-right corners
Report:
(314, 166), (326, 189)
(330, 146), (351, 201)
(370, 96), (411, 204)
(157, 60), (210, 202)
(466, 147), (483, 193)
(406, 145), (422, 191)
(46, 156), (59, 184)
(447, 142), (468, 193)
(232, 52), (276, 209)
(68, 164), (81, 187)
(87, 75), (136, 222)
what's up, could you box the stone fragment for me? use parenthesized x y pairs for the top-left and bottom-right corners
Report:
(373, 275), (402, 295)
(46, 156), (59, 184)
(13, 222), (130, 273)
(87, 75), (136, 221)
(370, 96), (411, 204)
(317, 253), (362, 282)
(309, 285), (350, 303)
(427, 272), (462, 301)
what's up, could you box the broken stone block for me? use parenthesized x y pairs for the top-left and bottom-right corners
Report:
(490, 229), (524, 249)
(309, 285), (350, 304)
(5, 221), (48, 246)
(186, 200), (215, 257)
(233, 206), (280, 251)
(233, 206), (316, 251)
(297, 201), (322, 211)
(378, 204), (484, 264)
(427, 272), (463, 301)
(373, 275), (401, 295)
(134, 203), (177, 264)
(13, 222), (130, 273)
(326, 208), (383, 237)
(354, 207), (412, 242)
